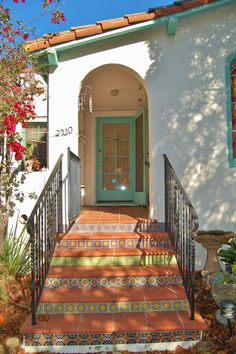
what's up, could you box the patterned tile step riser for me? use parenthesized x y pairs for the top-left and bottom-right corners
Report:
(45, 275), (183, 288)
(71, 223), (165, 233)
(23, 341), (201, 354)
(24, 331), (201, 347)
(51, 255), (176, 267)
(37, 300), (190, 314)
(59, 238), (172, 249)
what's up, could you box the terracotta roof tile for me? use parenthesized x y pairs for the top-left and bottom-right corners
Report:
(124, 12), (156, 24)
(149, 4), (184, 15)
(175, 0), (214, 10)
(24, 0), (221, 53)
(47, 30), (76, 45)
(97, 17), (129, 31)
(25, 38), (49, 52)
(74, 24), (103, 38)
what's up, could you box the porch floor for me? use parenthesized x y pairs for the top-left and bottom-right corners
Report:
(76, 206), (151, 224)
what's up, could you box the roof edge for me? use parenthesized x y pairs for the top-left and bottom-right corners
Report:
(28, 0), (234, 59)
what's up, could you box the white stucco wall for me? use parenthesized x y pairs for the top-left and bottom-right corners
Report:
(47, 40), (152, 168)
(147, 5), (236, 230)
(34, 74), (47, 118)
(7, 170), (50, 237)
(47, 3), (236, 232)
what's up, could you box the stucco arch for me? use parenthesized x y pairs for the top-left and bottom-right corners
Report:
(78, 64), (149, 206)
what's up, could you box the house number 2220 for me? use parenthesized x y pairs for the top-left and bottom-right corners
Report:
(55, 127), (73, 137)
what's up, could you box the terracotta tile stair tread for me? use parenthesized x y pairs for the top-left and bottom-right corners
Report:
(40, 285), (187, 303)
(47, 264), (180, 278)
(53, 246), (174, 257)
(146, 311), (208, 332)
(21, 311), (206, 335)
(61, 231), (169, 241)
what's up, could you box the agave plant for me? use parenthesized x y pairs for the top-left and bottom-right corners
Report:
(0, 220), (31, 278)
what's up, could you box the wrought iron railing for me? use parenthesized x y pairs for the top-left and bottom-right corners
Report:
(27, 155), (63, 325)
(163, 154), (199, 320)
(68, 148), (81, 221)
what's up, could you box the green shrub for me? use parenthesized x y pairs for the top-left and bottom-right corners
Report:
(217, 236), (236, 273)
(0, 221), (31, 278)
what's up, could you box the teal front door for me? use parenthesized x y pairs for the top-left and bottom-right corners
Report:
(96, 117), (134, 201)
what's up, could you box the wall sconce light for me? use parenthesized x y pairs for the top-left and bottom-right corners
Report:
(110, 89), (119, 96)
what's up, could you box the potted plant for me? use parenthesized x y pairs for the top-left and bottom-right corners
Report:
(217, 236), (236, 274)
(209, 236), (236, 324)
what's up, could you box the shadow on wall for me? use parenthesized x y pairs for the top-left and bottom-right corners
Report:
(145, 9), (236, 230)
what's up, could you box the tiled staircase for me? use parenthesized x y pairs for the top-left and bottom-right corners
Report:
(21, 207), (206, 353)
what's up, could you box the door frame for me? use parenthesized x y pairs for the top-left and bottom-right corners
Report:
(134, 108), (147, 205)
(96, 117), (135, 202)
(96, 111), (148, 204)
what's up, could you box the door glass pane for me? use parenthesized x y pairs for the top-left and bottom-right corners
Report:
(103, 140), (115, 156)
(117, 174), (129, 190)
(117, 124), (129, 139)
(103, 157), (115, 173)
(117, 157), (129, 173)
(103, 124), (116, 139)
(117, 140), (129, 156)
(103, 174), (116, 190)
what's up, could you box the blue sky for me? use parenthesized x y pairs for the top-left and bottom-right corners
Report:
(6, 0), (173, 38)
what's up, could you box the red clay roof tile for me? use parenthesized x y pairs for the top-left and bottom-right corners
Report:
(149, 4), (184, 16)
(25, 38), (49, 52)
(74, 24), (103, 38)
(177, 0), (214, 10)
(47, 30), (76, 45)
(24, 0), (221, 53)
(97, 17), (129, 31)
(124, 12), (156, 24)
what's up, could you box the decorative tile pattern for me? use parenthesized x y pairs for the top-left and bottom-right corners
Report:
(51, 254), (176, 267)
(71, 223), (164, 233)
(22, 209), (203, 350)
(25, 330), (202, 346)
(37, 300), (190, 314)
(59, 238), (172, 249)
(45, 274), (183, 288)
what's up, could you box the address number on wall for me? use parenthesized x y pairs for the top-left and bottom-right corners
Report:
(55, 127), (73, 137)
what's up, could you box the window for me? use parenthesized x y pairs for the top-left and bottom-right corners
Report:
(226, 54), (236, 167)
(24, 121), (47, 168)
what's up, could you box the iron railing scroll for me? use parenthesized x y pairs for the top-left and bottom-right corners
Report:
(163, 154), (199, 320)
(68, 148), (81, 221)
(27, 155), (63, 325)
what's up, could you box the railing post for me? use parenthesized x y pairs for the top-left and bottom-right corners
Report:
(67, 147), (71, 224)
(190, 232), (195, 320)
(68, 148), (81, 222)
(164, 157), (168, 232)
(58, 160), (63, 234)
(27, 221), (36, 325)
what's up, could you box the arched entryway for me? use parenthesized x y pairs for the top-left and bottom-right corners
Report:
(78, 64), (149, 206)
